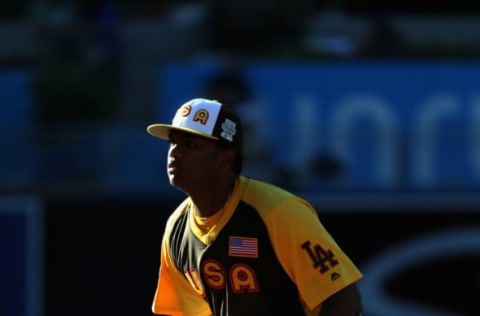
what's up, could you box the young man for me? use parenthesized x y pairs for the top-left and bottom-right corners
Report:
(147, 98), (363, 316)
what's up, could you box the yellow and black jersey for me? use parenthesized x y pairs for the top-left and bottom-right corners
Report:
(152, 176), (363, 316)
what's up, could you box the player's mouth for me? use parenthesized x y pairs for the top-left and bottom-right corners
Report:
(168, 162), (182, 174)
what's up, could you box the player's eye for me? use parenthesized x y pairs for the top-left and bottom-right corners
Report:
(185, 139), (198, 148)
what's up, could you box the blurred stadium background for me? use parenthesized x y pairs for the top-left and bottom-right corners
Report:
(1, 1), (480, 315)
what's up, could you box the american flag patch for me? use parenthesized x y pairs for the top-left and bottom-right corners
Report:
(229, 236), (258, 258)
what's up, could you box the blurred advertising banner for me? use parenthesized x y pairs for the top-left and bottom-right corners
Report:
(0, 196), (43, 316)
(158, 61), (480, 192)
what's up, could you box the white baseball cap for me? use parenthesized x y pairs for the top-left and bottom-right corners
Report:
(147, 98), (242, 148)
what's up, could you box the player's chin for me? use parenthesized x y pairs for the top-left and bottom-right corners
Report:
(169, 177), (198, 195)
(169, 174), (186, 188)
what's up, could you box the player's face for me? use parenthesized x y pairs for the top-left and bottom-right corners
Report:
(167, 130), (225, 193)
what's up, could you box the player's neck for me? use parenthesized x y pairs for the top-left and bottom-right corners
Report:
(190, 176), (235, 217)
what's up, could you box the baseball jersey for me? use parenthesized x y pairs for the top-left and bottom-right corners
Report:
(152, 176), (363, 316)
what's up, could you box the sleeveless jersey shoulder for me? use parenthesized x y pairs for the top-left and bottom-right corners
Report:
(164, 198), (190, 234)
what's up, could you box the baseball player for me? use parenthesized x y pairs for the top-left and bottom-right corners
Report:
(147, 98), (363, 315)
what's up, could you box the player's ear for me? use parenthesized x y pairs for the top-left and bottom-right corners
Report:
(220, 148), (236, 171)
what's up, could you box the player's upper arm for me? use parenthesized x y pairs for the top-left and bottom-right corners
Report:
(318, 283), (363, 316)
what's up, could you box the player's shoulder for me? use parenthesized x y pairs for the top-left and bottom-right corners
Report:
(240, 176), (291, 201)
(240, 176), (315, 215)
(164, 198), (190, 230)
